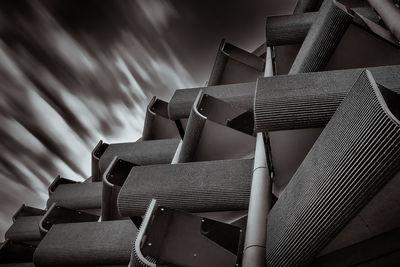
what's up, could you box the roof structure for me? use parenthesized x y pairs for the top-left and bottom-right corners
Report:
(1, 0), (400, 266)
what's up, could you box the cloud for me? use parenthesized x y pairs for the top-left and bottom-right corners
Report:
(0, 0), (196, 240)
(136, 0), (179, 32)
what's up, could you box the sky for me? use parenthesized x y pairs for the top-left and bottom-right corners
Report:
(0, 0), (296, 239)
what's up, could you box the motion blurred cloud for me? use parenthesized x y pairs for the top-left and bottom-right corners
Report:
(0, 0), (292, 241)
(0, 0), (196, 239)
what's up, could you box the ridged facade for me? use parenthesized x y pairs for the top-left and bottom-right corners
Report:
(33, 220), (136, 267)
(168, 82), (255, 120)
(254, 65), (400, 132)
(117, 159), (253, 216)
(289, 0), (352, 74)
(266, 71), (400, 266)
(266, 12), (315, 46)
(2, 1), (400, 266)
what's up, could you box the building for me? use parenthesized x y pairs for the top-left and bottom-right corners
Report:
(1, 0), (400, 266)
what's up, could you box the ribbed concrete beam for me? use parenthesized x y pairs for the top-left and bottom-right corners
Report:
(95, 138), (179, 178)
(265, 70), (400, 266)
(34, 220), (137, 266)
(117, 159), (254, 216)
(168, 82), (255, 121)
(255, 64), (400, 132)
(266, 12), (316, 46)
(4, 205), (45, 243)
(47, 181), (102, 210)
(91, 138), (179, 181)
(289, 0), (353, 74)
(320, 170), (400, 256)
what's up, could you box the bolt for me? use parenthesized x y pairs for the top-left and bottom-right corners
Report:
(148, 243), (152, 246)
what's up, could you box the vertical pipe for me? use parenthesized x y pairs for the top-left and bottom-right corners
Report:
(264, 47), (274, 77)
(242, 47), (274, 267)
(171, 140), (183, 164)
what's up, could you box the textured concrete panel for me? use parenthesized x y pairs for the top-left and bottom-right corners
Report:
(118, 159), (253, 216)
(255, 65), (400, 132)
(289, 0), (352, 74)
(266, 71), (400, 266)
(266, 12), (316, 46)
(34, 220), (137, 267)
(168, 82), (255, 121)
(98, 138), (180, 175)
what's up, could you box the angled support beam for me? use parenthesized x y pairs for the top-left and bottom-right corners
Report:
(289, 0), (353, 74)
(102, 157), (136, 221)
(209, 40), (265, 86)
(266, 70), (400, 266)
(177, 91), (255, 163)
(142, 96), (181, 141)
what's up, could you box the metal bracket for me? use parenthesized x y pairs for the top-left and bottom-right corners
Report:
(39, 203), (99, 236)
(141, 204), (244, 267)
